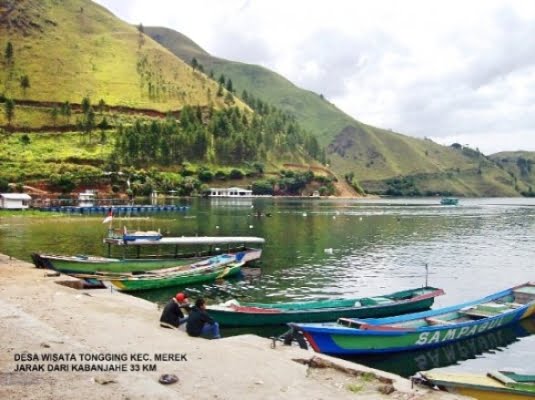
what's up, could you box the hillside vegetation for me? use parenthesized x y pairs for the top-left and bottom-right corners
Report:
(146, 26), (526, 197)
(0, 0), (246, 111)
(0, 0), (341, 196)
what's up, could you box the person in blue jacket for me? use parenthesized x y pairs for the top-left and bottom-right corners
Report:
(186, 298), (221, 339)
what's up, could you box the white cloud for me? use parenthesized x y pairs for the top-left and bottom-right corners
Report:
(94, 0), (535, 154)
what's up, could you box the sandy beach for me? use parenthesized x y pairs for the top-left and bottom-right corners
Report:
(0, 254), (469, 400)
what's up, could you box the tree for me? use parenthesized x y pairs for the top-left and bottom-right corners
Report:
(137, 23), (145, 48)
(84, 107), (96, 143)
(20, 134), (30, 145)
(5, 42), (13, 63)
(50, 106), (59, 126)
(4, 98), (14, 126)
(20, 75), (30, 96)
(225, 78), (234, 92)
(60, 101), (72, 117)
(81, 96), (91, 114)
(191, 57), (199, 70)
(98, 98), (106, 114)
(0, 178), (9, 192)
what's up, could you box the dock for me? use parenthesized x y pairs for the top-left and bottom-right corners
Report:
(37, 205), (190, 214)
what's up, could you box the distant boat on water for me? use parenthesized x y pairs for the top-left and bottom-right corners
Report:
(440, 197), (459, 205)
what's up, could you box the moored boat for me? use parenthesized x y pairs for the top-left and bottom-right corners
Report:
(122, 228), (162, 242)
(290, 282), (535, 355)
(417, 370), (535, 399)
(207, 286), (445, 327)
(109, 253), (245, 291)
(440, 197), (459, 205)
(31, 247), (262, 274)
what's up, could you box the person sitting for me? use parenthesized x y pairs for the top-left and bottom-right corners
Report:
(186, 298), (221, 339)
(159, 292), (190, 329)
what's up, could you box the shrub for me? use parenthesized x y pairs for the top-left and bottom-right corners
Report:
(252, 180), (273, 195)
(198, 170), (213, 182)
(229, 169), (244, 179)
(214, 170), (227, 180)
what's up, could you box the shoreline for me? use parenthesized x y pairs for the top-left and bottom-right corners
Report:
(0, 254), (466, 399)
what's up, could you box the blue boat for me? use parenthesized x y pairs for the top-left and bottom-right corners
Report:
(121, 228), (162, 242)
(290, 282), (535, 356)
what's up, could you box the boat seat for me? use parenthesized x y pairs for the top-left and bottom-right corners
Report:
(360, 297), (392, 306)
(425, 317), (453, 326)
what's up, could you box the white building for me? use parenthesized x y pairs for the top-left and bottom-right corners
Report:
(209, 187), (253, 197)
(0, 193), (32, 209)
(78, 190), (96, 207)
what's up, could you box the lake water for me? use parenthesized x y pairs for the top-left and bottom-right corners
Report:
(1, 197), (534, 377)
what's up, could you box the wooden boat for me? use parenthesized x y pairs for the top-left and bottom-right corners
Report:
(122, 229), (162, 242)
(207, 287), (445, 327)
(109, 253), (245, 291)
(31, 247), (262, 274)
(351, 317), (535, 378)
(440, 197), (459, 205)
(290, 282), (535, 356)
(418, 370), (535, 399)
(31, 253), (207, 274)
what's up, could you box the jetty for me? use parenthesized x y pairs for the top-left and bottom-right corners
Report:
(37, 205), (190, 214)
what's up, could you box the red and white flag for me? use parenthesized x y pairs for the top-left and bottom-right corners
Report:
(102, 209), (113, 224)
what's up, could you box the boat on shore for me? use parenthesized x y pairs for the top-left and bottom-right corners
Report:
(417, 370), (535, 399)
(109, 253), (246, 291)
(440, 197), (459, 205)
(207, 286), (445, 327)
(290, 282), (535, 356)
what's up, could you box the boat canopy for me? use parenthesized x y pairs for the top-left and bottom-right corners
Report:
(103, 236), (265, 246)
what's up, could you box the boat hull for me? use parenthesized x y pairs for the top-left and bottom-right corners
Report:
(420, 371), (535, 399)
(207, 288), (443, 327)
(31, 248), (261, 274)
(294, 284), (535, 355)
(110, 261), (243, 291)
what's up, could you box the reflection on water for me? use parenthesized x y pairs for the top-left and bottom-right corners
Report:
(344, 317), (535, 378)
(1, 197), (535, 373)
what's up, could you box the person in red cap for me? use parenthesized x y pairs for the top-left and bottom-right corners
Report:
(159, 292), (190, 329)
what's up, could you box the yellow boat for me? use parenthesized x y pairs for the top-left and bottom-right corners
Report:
(419, 370), (535, 399)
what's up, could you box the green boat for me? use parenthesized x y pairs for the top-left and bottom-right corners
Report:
(109, 253), (244, 291)
(206, 287), (444, 327)
(418, 370), (535, 399)
(440, 197), (459, 205)
(31, 247), (262, 274)
(292, 282), (535, 356)
(31, 253), (207, 274)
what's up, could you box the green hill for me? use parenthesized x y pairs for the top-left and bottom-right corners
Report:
(490, 151), (535, 195)
(146, 26), (523, 197)
(0, 0), (246, 112)
(0, 0), (327, 197)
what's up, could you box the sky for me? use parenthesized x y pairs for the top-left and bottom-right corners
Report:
(94, 0), (535, 154)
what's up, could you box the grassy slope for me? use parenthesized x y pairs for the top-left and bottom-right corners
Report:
(0, 0), (247, 112)
(490, 151), (535, 191)
(145, 27), (520, 196)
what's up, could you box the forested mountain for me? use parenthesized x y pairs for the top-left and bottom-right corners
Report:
(146, 26), (526, 196)
(0, 0), (330, 197)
